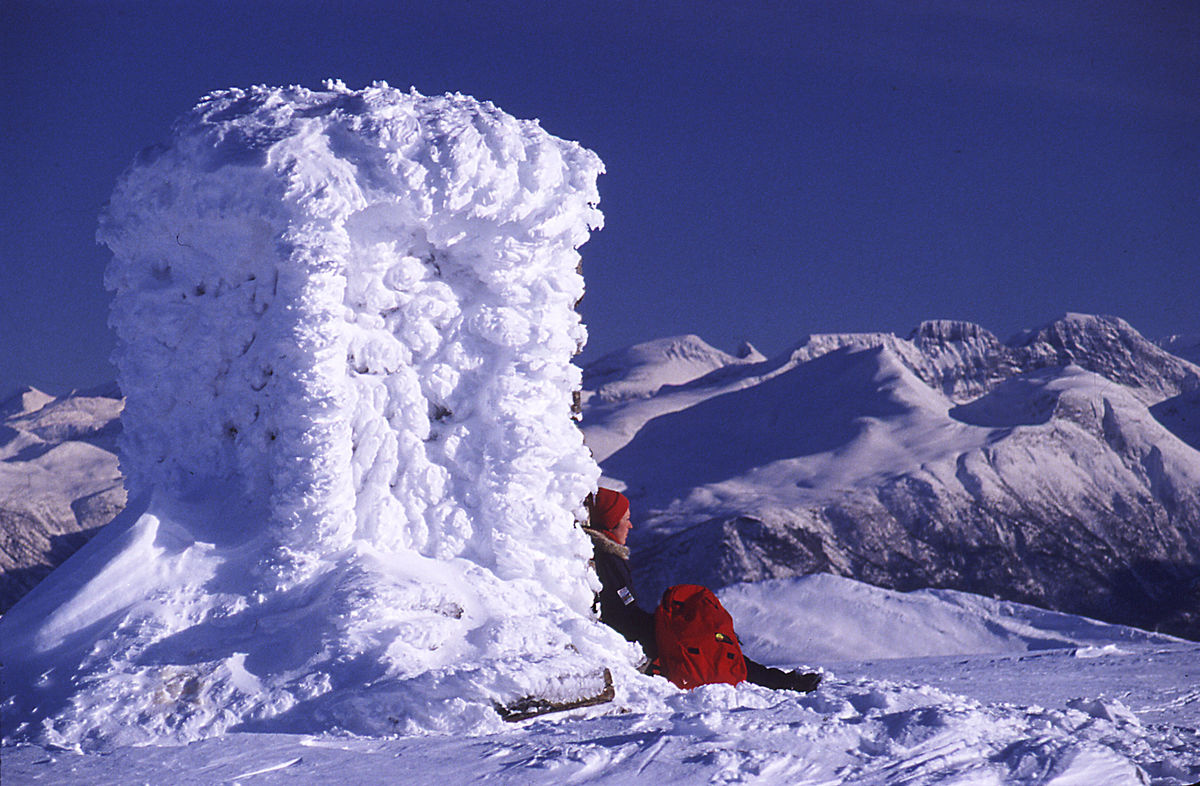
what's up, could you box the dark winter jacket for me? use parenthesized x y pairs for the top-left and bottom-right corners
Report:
(584, 527), (657, 659)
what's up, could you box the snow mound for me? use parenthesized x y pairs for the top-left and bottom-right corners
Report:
(1, 82), (638, 749)
(719, 574), (1182, 665)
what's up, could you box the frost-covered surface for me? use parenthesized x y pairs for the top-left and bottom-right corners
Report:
(0, 82), (633, 749)
(586, 317), (1200, 638)
(100, 81), (603, 569)
(0, 386), (124, 612)
(5, 577), (1198, 784)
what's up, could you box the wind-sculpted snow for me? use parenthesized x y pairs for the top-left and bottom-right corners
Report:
(0, 82), (636, 749)
(99, 82), (603, 571)
(5, 573), (1199, 782)
(6, 636), (1199, 784)
(586, 317), (1200, 639)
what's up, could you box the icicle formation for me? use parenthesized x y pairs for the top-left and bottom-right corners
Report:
(100, 81), (602, 591)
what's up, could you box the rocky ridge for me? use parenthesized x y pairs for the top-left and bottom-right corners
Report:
(0, 386), (125, 613)
(585, 314), (1200, 639)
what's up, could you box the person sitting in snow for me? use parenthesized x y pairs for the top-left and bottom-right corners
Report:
(583, 488), (821, 693)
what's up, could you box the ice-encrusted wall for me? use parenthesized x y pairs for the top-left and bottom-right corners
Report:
(0, 83), (638, 749)
(100, 82), (602, 593)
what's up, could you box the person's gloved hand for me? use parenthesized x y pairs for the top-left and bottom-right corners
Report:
(781, 670), (821, 693)
(754, 666), (822, 692)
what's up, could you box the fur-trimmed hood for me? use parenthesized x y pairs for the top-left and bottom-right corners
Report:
(583, 526), (630, 560)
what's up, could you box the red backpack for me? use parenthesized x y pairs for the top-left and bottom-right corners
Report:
(653, 584), (748, 689)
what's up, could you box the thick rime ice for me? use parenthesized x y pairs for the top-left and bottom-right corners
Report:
(0, 82), (640, 748)
(99, 81), (603, 572)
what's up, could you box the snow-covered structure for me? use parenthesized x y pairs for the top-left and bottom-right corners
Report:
(1, 82), (637, 748)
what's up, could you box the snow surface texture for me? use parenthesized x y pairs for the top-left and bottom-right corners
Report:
(1, 82), (639, 748)
(5, 577), (1198, 784)
(585, 316), (1200, 638)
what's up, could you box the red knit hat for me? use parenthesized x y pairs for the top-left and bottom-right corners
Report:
(591, 488), (630, 532)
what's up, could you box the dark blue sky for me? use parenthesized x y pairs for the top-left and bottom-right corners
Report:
(2, 0), (1197, 397)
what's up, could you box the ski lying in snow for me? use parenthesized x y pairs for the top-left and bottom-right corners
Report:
(495, 668), (615, 722)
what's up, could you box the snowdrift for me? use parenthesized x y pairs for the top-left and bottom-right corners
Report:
(1, 82), (638, 749)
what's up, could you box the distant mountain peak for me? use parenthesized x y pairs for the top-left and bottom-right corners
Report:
(1006, 314), (1199, 402)
(734, 340), (764, 361)
(908, 320), (999, 345)
(0, 387), (54, 418)
(1008, 312), (1132, 347)
(583, 334), (758, 402)
(780, 314), (1198, 406)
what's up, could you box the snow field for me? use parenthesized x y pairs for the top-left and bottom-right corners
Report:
(6, 641), (1198, 784)
(4, 509), (1197, 780)
(2, 82), (646, 748)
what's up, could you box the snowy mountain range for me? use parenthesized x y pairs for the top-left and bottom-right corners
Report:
(4, 313), (1198, 643)
(0, 385), (124, 612)
(582, 313), (1200, 640)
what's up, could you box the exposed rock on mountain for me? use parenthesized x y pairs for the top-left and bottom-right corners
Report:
(584, 315), (1200, 639)
(0, 386), (125, 612)
(1009, 314), (1199, 403)
(789, 314), (1199, 406)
